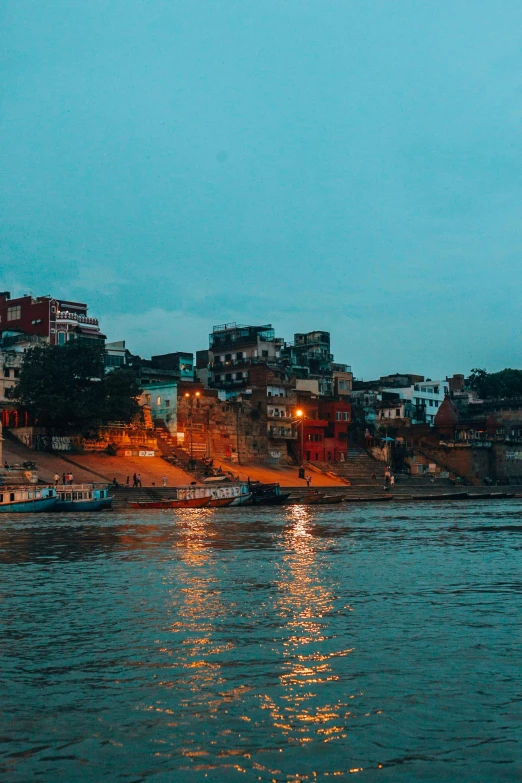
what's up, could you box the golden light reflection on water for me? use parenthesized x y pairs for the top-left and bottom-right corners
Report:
(157, 510), (230, 702)
(263, 506), (354, 748)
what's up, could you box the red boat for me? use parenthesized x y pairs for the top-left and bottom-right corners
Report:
(207, 497), (235, 508)
(128, 497), (211, 510)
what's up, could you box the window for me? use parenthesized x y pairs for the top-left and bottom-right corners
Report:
(214, 374), (221, 382)
(51, 306), (56, 313)
(262, 350), (269, 357)
(157, 396), (161, 406)
(396, 409), (401, 416)
(7, 306), (21, 321)
(225, 354), (232, 362)
(165, 399), (170, 408)
(343, 412), (349, 421)
(146, 394), (151, 403)
(336, 412), (342, 420)
(236, 371), (243, 380)
(225, 373), (232, 381)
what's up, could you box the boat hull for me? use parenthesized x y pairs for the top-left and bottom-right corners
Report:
(54, 497), (113, 512)
(0, 496), (58, 513)
(207, 497), (235, 507)
(252, 493), (291, 506)
(228, 493), (252, 506)
(128, 497), (210, 510)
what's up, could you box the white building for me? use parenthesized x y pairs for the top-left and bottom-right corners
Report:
(381, 380), (449, 425)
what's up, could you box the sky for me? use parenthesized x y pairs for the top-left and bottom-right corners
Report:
(1, 1), (521, 379)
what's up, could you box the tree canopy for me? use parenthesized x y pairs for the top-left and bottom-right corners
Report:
(469, 368), (522, 400)
(9, 340), (142, 430)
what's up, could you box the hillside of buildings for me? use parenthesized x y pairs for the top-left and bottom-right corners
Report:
(1, 290), (522, 488)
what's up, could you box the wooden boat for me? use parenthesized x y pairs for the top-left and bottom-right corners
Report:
(314, 494), (344, 505)
(251, 483), (291, 506)
(0, 485), (57, 513)
(128, 497), (210, 510)
(295, 492), (325, 505)
(411, 492), (469, 501)
(55, 484), (113, 512)
(343, 495), (394, 503)
(170, 496), (211, 509)
(469, 492), (513, 500)
(207, 496), (235, 508)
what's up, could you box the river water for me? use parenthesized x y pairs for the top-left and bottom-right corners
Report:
(1, 501), (521, 782)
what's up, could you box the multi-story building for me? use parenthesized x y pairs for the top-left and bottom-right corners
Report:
(0, 292), (105, 345)
(382, 380), (449, 425)
(282, 331), (352, 397)
(129, 351), (194, 386)
(105, 340), (130, 371)
(208, 323), (284, 398)
(0, 332), (47, 426)
(140, 382), (178, 434)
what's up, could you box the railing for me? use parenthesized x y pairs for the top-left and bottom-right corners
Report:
(56, 311), (99, 326)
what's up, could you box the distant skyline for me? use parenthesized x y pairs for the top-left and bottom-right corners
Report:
(2, 1), (521, 379)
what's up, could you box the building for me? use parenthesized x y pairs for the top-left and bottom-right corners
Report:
(208, 323), (284, 397)
(140, 382), (178, 434)
(129, 351), (194, 386)
(105, 340), (130, 371)
(381, 380), (449, 425)
(282, 331), (352, 397)
(295, 398), (352, 463)
(150, 352), (194, 381)
(0, 292), (105, 345)
(0, 332), (47, 427)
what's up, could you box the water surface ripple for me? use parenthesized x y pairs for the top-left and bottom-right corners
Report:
(1, 500), (521, 782)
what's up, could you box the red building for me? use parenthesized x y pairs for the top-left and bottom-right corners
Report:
(0, 292), (105, 345)
(297, 399), (351, 462)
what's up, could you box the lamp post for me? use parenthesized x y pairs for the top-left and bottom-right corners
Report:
(184, 391), (201, 462)
(296, 408), (305, 466)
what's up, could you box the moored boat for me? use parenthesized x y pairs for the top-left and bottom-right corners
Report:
(0, 485), (57, 513)
(293, 492), (325, 505)
(411, 492), (469, 501)
(251, 483), (291, 506)
(314, 494), (345, 505)
(128, 496), (210, 510)
(55, 484), (113, 512)
(207, 496), (235, 508)
(343, 495), (394, 503)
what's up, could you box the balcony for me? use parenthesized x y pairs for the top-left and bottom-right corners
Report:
(56, 311), (99, 326)
(268, 426), (297, 439)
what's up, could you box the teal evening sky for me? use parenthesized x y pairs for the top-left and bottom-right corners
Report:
(1, 1), (521, 377)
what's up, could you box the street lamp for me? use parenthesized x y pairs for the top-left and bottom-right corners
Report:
(295, 408), (305, 467)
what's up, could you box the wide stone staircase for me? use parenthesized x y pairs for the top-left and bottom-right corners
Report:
(319, 445), (458, 498)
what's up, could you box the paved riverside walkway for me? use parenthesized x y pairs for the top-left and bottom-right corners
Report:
(2, 437), (196, 486)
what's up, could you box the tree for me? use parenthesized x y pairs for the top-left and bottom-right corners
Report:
(9, 340), (141, 430)
(469, 368), (522, 399)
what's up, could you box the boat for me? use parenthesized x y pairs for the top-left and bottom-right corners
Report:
(55, 484), (113, 512)
(250, 483), (291, 506)
(411, 492), (469, 501)
(343, 495), (394, 503)
(228, 492), (253, 506)
(128, 497), (210, 510)
(0, 485), (57, 513)
(207, 496), (235, 508)
(293, 492), (325, 505)
(469, 492), (513, 500)
(314, 494), (345, 505)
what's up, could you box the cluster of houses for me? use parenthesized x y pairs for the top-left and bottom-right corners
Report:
(1, 290), (522, 481)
